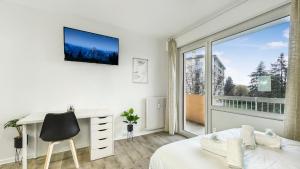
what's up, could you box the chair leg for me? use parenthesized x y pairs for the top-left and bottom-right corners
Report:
(69, 139), (80, 168)
(44, 142), (54, 169)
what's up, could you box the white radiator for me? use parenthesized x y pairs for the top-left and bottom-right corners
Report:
(145, 97), (166, 130)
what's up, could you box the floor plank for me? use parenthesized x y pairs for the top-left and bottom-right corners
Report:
(0, 132), (186, 169)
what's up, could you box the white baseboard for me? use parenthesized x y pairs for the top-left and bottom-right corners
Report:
(114, 128), (164, 140)
(0, 157), (15, 166)
(0, 153), (36, 165)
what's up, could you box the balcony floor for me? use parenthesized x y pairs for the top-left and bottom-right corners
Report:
(185, 121), (205, 135)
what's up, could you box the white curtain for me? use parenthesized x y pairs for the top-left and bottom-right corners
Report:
(165, 39), (178, 135)
(284, 0), (300, 141)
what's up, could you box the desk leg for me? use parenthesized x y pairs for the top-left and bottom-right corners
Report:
(22, 125), (27, 169)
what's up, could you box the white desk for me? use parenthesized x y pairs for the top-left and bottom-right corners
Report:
(17, 109), (114, 169)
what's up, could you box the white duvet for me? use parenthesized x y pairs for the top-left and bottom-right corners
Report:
(149, 129), (300, 169)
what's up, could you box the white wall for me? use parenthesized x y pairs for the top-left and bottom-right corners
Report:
(0, 1), (168, 164)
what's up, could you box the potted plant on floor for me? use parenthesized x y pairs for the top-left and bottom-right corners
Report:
(4, 119), (23, 149)
(121, 108), (140, 133)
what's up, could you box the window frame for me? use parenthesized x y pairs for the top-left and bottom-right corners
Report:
(178, 4), (290, 134)
(179, 43), (208, 137)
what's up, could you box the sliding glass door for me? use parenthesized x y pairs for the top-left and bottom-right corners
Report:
(180, 46), (206, 136)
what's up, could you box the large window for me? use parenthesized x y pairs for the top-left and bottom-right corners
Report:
(212, 16), (290, 114)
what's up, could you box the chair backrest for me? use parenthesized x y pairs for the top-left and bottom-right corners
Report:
(40, 111), (80, 142)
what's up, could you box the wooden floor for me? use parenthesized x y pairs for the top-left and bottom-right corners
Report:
(0, 132), (186, 169)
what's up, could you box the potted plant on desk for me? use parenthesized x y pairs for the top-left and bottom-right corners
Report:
(4, 118), (26, 163)
(121, 108), (140, 139)
(4, 119), (23, 149)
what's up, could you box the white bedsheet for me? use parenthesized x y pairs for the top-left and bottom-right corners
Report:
(149, 129), (300, 169)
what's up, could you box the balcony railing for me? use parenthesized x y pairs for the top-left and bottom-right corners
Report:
(213, 96), (285, 114)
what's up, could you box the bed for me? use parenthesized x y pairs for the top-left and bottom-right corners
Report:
(149, 129), (300, 169)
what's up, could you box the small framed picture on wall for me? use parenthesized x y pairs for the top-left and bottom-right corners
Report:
(132, 58), (148, 83)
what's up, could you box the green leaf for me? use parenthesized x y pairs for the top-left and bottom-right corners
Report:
(4, 118), (22, 137)
(128, 108), (134, 114)
(4, 119), (20, 129)
(121, 111), (128, 116)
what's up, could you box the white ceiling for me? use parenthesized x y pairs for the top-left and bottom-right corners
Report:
(3, 0), (247, 38)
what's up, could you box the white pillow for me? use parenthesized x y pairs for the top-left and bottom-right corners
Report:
(255, 131), (281, 148)
(227, 138), (244, 169)
(240, 125), (256, 149)
(265, 128), (276, 136)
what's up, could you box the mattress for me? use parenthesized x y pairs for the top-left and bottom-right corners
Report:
(149, 129), (300, 169)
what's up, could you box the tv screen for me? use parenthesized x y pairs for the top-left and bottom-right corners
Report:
(64, 27), (119, 65)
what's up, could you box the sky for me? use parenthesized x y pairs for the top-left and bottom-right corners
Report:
(212, 16), (290, 85)
(64, 27), (119, 52)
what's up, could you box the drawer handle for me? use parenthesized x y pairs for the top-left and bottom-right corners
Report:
(98, 129), (107, 132)
(99, 138), (107, 141)
(98, 116), (107, 119)
(98, 146), (107, 150)
(98, 123), (107, 125)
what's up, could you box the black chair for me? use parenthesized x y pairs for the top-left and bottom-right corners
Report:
(40, 112), (80, 169)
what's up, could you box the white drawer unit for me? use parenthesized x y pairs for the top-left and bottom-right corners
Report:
(90, 115), (114, 160)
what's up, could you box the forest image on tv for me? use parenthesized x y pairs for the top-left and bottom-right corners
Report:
(64, 27), (119, 65)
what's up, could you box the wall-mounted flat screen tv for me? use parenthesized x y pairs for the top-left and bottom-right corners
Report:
(64, 27), (119, 65)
